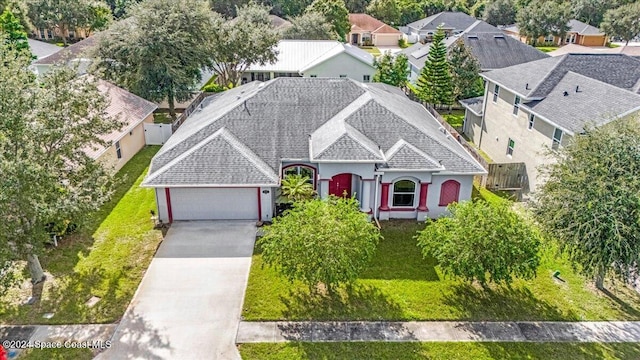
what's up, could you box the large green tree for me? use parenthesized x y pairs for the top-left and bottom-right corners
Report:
(365, 0), (400, 26)
(483, 0), (516, 26)
(600, 2), (640, 46)
(0, 9), (29, 52)
(208, 0), (250, 17)
(259, 196), (380, 293)
(416, 26), (453, 107)
(104, 0), (142, 18)
(93, 0), (220, 118)
(27, 0), (110, 45)
(417, 200), (541, 285)
(282, 10), (336, 40)
(571, 0), (608, 27)
(533, 121), (640, 290)
(448, 39), (483, 100)
(397, 0), (423, 25)
(373, 52), (409, 88)
(516, 0), (570, 46)
(210, 3), (279, 86)
(306, 0), (350, 42)
(344, 0), (368, 12)
(0, 40), (119, 291)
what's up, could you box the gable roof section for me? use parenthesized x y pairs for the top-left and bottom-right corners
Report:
(522, 71), (640, 134)
(28, 39), (62, 60)
(33, 35), (98, 65)
(407, 12), (478, 32)
(349, 13), (401, 34)
(567, 19), (603, 35)
(269, 15), (292, 29)
(143, 78), (485, 187)
(385, 140), (444, 170)
(245, 40), (374, 73)
(482, 54), (640, 99)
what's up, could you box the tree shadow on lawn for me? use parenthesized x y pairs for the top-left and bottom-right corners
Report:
(479, 342), (640, 360)
(281, 283), (405, 321)
(442, 283), (579, 321)
(600, 287), (640, 319)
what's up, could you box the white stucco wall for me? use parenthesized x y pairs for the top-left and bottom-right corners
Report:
(155, 188), (168, 222)
(302, 52), (375, 82)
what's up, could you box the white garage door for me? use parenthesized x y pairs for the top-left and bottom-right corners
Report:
(169, 188), (258, 220)
(375, 34), (401, 46)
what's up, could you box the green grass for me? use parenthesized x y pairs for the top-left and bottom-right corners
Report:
(441, 110), (465, 128)
(238, 342), (640, 360)
(361, 46), (382, 57)
(607, 43), (620, 48)
(536, 46), (559, 53)
(0, 146), (163, 324)
(243, 220), (640, 321)
(20, 347), (94, 360)
(153, 112), (173, 124)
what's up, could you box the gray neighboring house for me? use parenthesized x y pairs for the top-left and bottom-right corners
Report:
(401, 20), (548, 82)
(403, 11), (491, 42)
(27, 39), (62, 60)
(32, 35), (98, 75)
(142, 77), (486, 223)
(461, 53), (640, 192)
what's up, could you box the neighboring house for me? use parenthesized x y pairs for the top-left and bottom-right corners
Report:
(32, 35), (97, 75)
(242, 40), (375, 83)
(269, 15), (292, 32)
(141, 77), (486, 223)
(548, 43), (640, 58)
(461, 54), (640, 191)
(88, 79), (158, 172)
(32, 26), (89, 42)
(403, 12), (489, 43)
(401, 20), (548, 82)
(27, 39), (62, 60)
(348, 13), (403, 46)
(502, 19), (607, 46)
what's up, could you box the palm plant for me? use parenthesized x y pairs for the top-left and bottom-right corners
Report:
(279, 174), (315, 203)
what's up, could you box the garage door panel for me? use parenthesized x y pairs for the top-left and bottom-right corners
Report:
(375, 35), (401, 46)
(170, 188), (258, 220)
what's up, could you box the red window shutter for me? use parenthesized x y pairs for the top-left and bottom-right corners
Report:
(439, 180), (460, 206)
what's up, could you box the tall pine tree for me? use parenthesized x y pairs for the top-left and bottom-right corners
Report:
(416, 26), (453, 107)
(448, 39), (483, 101)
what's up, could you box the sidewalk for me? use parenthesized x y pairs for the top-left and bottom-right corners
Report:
(237, 321), (640, 343)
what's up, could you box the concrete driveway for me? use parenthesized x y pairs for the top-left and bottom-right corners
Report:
(97, 221), (256, 360)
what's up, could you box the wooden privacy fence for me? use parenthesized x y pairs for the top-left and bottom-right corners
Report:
(171, 91), (209, 132)
(485, 162), (529, 193)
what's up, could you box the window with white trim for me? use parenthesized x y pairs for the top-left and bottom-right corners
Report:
(528, 113), (535, 130)
(39, 28), (46, 38)
(552, 128), (563, 150)
(544, 34), (555, 43)
(507, 138), (515, 156)
(115, 141), (122, 159)
(493, 84), (500, 103)
(47, 29), (53, 38)
(392, 180), (416, 207)
(363, 75), (370, 82)
(283, 165), (316, 187)
(513, 96), (520, 115)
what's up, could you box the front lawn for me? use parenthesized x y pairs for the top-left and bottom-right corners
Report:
(536, 46), (559, 53)
(238, 342), (640, 360)
(441, 110), (465, 128)
(361, 46), (382, 57)
(0, 146), (163, 324)
(243, 220), (640, 321)
(20, 347), (94, 360)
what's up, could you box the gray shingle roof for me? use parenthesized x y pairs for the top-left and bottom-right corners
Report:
(28, 39), (62, 60)
(459, 96), (484, 116)
(482, 54), (640, 99)
(402, 31), (547, 71)
(143, 78), (485, 187)
(567, 19), (603, 35)
(523, 71), (640, 134)
(33, 35), (98, 65)
(385, 140), (443, 170)
(407, 12), (477, 31)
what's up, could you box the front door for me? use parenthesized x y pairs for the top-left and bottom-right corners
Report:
(351, 33), (359, 45)
(329, 173), (352, 197)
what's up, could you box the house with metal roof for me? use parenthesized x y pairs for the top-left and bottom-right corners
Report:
(502, 19), (607, 46)
(401, 20), (548, 82)
(348, 13), (403, 47)
(141, 77), (486, 222)
(461, 53), (640, 191)
(241, 40), (375, 83)
(27, 39), (62, 60)
(32, 35), (98, 76)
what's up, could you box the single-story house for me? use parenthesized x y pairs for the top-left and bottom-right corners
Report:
(461, 53), (640, 191)
(27, 39), (62, 60)
(32, 35), (97, 75)
(502, 19), (607, 46)
(401, 20), (548, 82)
(87, 79), (158, 172)
(32, 26), (89, 42)
(242, 40), (375, 83)
(348, 13), (403, 46)
(269, 15), (292, 32)
(142, 77), (486, 222)
(403, 12), (493, 43)
(548, 43), (640, 58)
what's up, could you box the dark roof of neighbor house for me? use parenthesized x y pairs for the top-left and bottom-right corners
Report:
(349, 13), (401, 34)
(407, 12), (478, 31)
(401, 30), (547, 71)
(459, 96), (484, 116)
(33, 35), (98, 65)
(482, 53), (640, 99)
(269, 15), (292, 29)
(86, 79), (158, 160)
(567, 19), (604, 35)
(142, 78), (485, 187)
(27, 39), (63, 60)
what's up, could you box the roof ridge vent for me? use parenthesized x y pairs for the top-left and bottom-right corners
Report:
(493, 34), (504, 38)
(467, 33), (478, 38)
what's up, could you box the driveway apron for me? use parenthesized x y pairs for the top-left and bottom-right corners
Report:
(97, 221), (256, 360)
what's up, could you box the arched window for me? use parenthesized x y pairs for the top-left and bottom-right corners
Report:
(283, 165), (316, 188)
(392, 179), (416, 207)
(439, 180), (460, 206)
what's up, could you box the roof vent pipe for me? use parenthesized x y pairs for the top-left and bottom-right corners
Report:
(575, 85), (581, 93)
(563, 91), (569, 96)
(525, 83), (529, 90)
